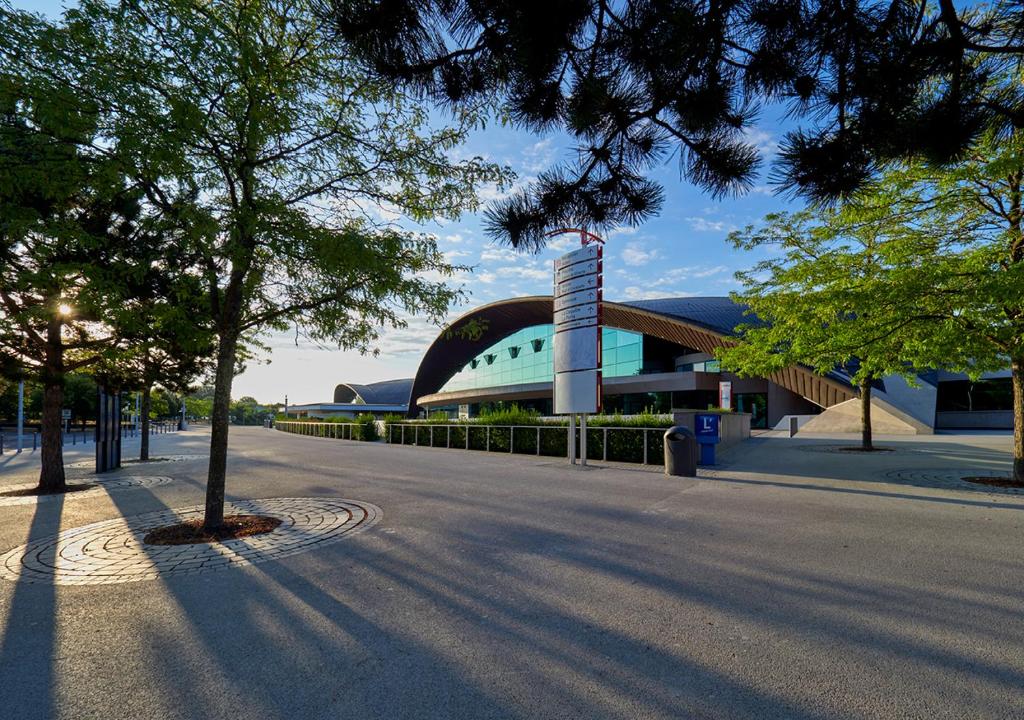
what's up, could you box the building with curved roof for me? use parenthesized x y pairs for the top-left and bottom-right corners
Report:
(409, 295), (850, 429)
(286, 378), (413, 419)
(290, 294), (1013, 431)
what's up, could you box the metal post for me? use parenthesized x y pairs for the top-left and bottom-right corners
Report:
(430, 425), (434, 447)
(603, 427), (608, 461)
(401, 425), (405, 445)
(568, 414), (576, 465)
(536, 426), (541, 455)
(486, 425), (490, 452)
(447, 426), (451, 448)
(16, 379), (24, 452)
(510, 426), (514, 453)
(643, 429), (648, 465)
(465, 425), (469, 450)
(580, 414), (587, 466)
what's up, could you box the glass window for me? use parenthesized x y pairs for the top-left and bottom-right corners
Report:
(438, 324), (644, 392)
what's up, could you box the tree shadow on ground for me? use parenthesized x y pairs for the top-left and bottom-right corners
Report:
(0, 492), (64, 718)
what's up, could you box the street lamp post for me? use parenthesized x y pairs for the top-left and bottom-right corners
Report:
(16, 380), (24, 453)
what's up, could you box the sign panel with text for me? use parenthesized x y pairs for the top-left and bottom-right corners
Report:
(553, 243), (603, 414)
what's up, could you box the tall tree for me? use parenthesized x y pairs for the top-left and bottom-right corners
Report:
(53, 0), (509, 528)
(718, 208), (940, 449)
(854, 129), (1024, 481)
(0, 49), (157, 492)
(328, 0), (1024, 247)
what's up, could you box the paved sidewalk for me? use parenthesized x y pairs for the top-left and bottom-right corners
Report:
(0, 427), (1021, 719)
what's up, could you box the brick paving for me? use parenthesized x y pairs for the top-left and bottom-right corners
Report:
(64, 453), (206, 469)
(0, 497), (381, 585)
(883, 467), (1023, 495)
(0, 476), (175, 507)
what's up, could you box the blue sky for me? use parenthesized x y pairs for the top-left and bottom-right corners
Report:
(21, 0), (798, 403)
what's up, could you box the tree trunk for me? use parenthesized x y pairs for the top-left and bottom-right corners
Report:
(38, 315), (66, 493)
(204, 330), (239, 530)
(860, 378), (873, 451)
(1013, 358), (1024, 484)
(140, 385), (151, 462)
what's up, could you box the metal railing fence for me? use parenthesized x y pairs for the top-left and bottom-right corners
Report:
(274, 420), (666, 466)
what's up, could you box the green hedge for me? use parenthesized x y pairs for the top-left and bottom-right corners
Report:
(276, 417), (378, 442)
(382, 421), (665, 465)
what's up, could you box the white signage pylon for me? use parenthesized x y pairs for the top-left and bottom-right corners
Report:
(550, 228), (604, 466)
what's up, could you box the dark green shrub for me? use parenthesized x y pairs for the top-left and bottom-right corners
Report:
(467, 425), (488, 450)
(475, 405), (540, 426)
(539, 425), (568, 456)
(450, 425), (467, 448)
(354, 413), (379, 442)
(512, 425), (540, 454)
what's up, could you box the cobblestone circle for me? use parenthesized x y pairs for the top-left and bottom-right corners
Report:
(0, 476), (174, 507)
(0, 497), (382, 584)
(65, 454), (206, 469)
(883, 468), (1023, 495)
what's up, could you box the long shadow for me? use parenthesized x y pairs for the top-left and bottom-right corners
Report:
(97, 481), (529, 719)
(708, 474), (1024, 511)
(65, 429), (1023, 718)
(0, 493), (65, 719)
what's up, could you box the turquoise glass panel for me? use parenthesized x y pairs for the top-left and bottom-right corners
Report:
(438, 325), (643, 393)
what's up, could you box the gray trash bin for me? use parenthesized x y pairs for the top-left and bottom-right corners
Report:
(664, 426), (697, 477)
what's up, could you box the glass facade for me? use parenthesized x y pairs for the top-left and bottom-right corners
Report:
(439, 325), (643, 393)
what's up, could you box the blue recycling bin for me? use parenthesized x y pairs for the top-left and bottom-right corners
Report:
(694, 413), (720, 465)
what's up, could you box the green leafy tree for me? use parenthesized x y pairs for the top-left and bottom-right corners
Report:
(719, 209), (934, 450)
(95, 236), (217, 461)
(0, 39), (162, 492)
(57, 0), (510, 528)
(844, 129), (1024, 481)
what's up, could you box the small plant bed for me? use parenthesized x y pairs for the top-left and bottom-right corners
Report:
(962, 476), (1024, 489)
(123, 457), (171, 464)
(0, 483), (97, 498)
(144, 514), (282, 545)
(836, 446), (895, 453)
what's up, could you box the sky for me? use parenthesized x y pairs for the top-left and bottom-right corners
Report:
(23, 0), (798, 404)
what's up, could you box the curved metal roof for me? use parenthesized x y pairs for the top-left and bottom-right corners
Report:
(621, 296), (757, 336)
(407, 295), (856, 415)
(333, 378), (413, 406)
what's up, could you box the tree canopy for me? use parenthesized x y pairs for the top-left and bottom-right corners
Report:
(23, 0), (511, 526)
(328, 0), (1024, 249)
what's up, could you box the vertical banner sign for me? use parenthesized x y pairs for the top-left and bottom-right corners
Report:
(553, 243), (602, 414)
(718, 381), (732, 410)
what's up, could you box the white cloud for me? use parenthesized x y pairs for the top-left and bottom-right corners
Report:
(622, 286), (696, 300)
(521, 137), (556, 173)
(544, 233), (579, 252)
(494, 266), (549, 281)
(686, 216), (738, 233)
(742, 127), (779, 156)
(621, 241), (658, 267)
(479, 245), (520, 263)
(647, 264), (731, 287)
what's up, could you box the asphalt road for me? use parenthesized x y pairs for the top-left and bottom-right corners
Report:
(0, 427), (1022, 719)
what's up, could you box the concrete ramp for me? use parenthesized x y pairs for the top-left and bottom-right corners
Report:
(800, 396), (932, 435)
